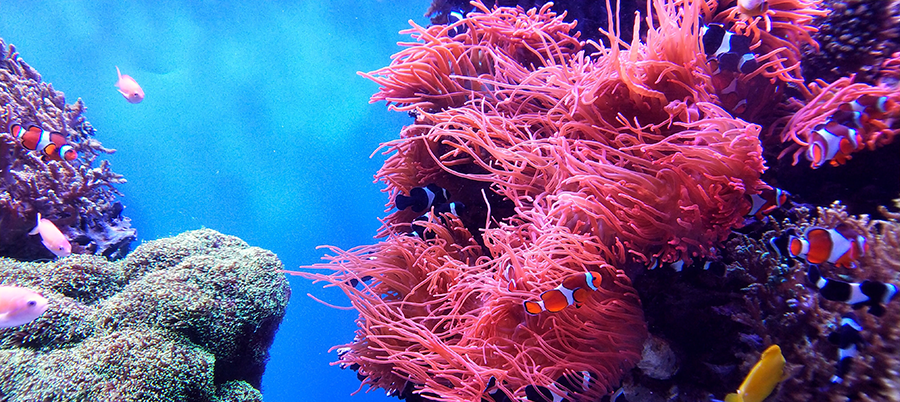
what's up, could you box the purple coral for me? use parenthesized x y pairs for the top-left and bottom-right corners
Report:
(0, 38), (134, 261)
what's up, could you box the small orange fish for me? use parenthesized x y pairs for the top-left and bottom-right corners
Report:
(0, 285), (49, 328)
(806, 121), (863, 168)
(523, 271), (602, 314)
(8, 121), (77, 161)
(29, 213), (71, 257)
(744, 187), (789, 220)
(115, 66), (144, 103)
(792, 224), (867, 268)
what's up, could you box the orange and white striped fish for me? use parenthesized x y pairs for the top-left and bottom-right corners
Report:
(523, 271), (602, 315)
(838, 94), (895, 121)
(744, 187), (789, 220)
(8, 121), (77, 161)
(806, 121), (863, 168)
(770, 224), (867, 269)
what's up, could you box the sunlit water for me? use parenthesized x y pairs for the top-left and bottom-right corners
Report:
(0, 1), (433, 400)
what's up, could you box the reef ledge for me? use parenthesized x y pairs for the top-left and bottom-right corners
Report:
(0, 228), (291, 402)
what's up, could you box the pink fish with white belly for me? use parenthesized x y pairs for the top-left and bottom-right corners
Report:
(115, 66), (144, 104)
(0, 285), (49, 328)
(30, 213), (71, 257)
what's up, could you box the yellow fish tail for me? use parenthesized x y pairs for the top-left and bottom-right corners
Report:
(724, 393), (743, 402)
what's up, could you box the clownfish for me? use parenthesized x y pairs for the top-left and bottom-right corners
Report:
(738, 0), (768, 17)
(724, 344), (786, 402)
(646, 257), (726, 275)
(744, 187), (790, 220)
(395, 184), (450, 213)
(411, 201), (466, 239)
(806, 121), (864, 168)
(710, 71), (750, 114)
(827, 312), (864, 384)
(8, 122), (77, 161)
(829, 109), (865, 130)
(524, 371), (593, 402)
(446, 8), (470, 37)
(808, 265), (897, 316)
(838, 94), (894, 121)
(0, 285), (49, 328)
(30, 213), (72, 257)
(770, 224), (867, 269)
(701, 24), (759, 74)
(523, 271), (602, 315)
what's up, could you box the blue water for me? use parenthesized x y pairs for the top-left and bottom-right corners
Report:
(0, 1), (431, 400)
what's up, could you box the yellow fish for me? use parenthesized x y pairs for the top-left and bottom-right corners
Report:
(724, 344), (786, 402)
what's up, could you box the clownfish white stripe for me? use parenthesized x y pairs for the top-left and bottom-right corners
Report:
(845, 283), (869, 305)
(879, 284), (898, 304)
(815, 275), (828, 290)
(424, 187), (437, 209)
(523, 271), (602, 315)
(824, 237), (853, 267)
(842, 316), (863, 332)
(838, 344), (858, 360)
(558, 285), (576, 306)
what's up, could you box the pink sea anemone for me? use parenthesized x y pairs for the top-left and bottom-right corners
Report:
(293, 0), (770, 400)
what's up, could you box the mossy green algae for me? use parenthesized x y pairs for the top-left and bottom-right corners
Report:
(0, 229), (289, 401)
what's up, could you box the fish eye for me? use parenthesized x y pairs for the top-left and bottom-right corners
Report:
(27, 300), (36, 307)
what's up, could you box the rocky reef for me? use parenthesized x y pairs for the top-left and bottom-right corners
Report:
(0, 38), (134, 260)
(619, 202), (900, 402)
(0, 229), (290, 402)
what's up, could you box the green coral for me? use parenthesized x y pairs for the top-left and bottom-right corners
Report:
(0, 229), (289, 401)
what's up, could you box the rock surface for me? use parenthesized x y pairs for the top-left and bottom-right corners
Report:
(0, 229), (289, 402)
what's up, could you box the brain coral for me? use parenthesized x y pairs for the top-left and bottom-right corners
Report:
(0, 229), (290, 402)
(0, 38), (135, 260)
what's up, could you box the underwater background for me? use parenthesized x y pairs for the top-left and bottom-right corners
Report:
(2, 0), (900, 401)
(0, 0), (424, 401)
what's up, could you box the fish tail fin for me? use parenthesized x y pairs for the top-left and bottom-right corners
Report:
(807, 265), (821, 287)
(868, 302), (886, 317)
(7, 120), (19, 136)
(523, 300), (544, 315)
(29, 213), (41, 235)
(724, 393), (742, 402)
(116, 65), (122, 79)
(395, 194), (411, 211)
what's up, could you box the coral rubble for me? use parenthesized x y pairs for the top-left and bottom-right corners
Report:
(0, 38), (134, 261)
(0, 229), (290, 402)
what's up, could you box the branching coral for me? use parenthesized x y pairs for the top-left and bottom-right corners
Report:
(739, 203), (900, 402)
(0, 39), (134, 260)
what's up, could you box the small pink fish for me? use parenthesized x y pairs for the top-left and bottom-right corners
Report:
(29, 213), (71, 257)
(115, 66), (144, 103)
(0, 285), (49, 328)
